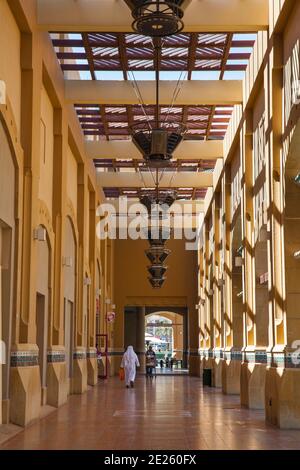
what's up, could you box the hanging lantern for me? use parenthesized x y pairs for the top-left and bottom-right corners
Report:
(131, 122), (186, 164)
(131, 1), (185, 38)
(147, 264), (168, 278)
(149, 277), (166, 289)
(145, 246), (171, 264)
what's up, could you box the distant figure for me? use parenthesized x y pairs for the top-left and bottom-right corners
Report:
(165, 356), (169, 368)
(96, 343), (101, 358)
(145, 345), (156, 379)
(121, 345), (140, 389)
(160, 359), (164, 369)
(170, 358), (174, 370)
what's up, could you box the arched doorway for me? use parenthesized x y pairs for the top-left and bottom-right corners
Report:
(145, 312), (184, 366)
(254, 226), (269, 348)
(284, 135), (300, 345)
(223, 212), (244, 395)
(35, 225), (51, 406)
(124, 306), (188, 372)
(231, 215), (244, 351)
(0, 120), (16, 424)
(63, 217), (77, 393)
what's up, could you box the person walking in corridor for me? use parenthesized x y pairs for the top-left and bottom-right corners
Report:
(145, 345), (156, 379)
(121, 345), (140, 388)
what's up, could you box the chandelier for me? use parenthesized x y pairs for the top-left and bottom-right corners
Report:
(131, 1), (185, 38)
(131, 122), (186, 164)
(127, 2), (187, 288)
(131, 37), (186, 164)
(140, 186), (176, 289)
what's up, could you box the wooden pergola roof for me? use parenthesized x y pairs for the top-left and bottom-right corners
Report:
(50, 30), (255, 200)
(52, 32), (254, 75)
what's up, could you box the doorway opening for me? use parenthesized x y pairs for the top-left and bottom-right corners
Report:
(36, 292), (48, 402)
(0, 223), (13, 425)
(124, 306), (188, 375)
(64, 299), (74, 381)
(35, 226), (50, 406)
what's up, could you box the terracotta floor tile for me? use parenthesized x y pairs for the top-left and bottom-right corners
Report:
(1, 376), (300, 450)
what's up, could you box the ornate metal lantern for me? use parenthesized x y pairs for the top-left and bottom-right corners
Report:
(145, 246), (171, 264)
(131, 1), (184, 38)
(131, 122), (186, 164)
(149, 277), (166, 289)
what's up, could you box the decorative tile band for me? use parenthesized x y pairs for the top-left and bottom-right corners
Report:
(73, 351), (87, 360)
(47, 351), (66, 363)
(231, 351), (243, 361)
(11, 351), (39, 367)
(245, 351), (267, 364)
(198, 349), (300, 369)
(268, 352), (300, 369)
(188, 351), (200, 357)
(107, 351), (123, 357)
(87, 351), (97, 359)
(214, 350), (224, 359)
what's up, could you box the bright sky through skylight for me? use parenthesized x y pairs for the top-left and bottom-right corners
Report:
(56, 32), (257, 82)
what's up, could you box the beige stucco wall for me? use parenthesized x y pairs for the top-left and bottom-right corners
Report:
(67, 146), (78, 215)
(0, 119), (16, 425)
(0, 121), (15, 227)
(39, 87), (54, 216)
(0, 0), (21, 134)
(64, 217), (76, 303)
(0, 0), (113, 426)
(283, 0), (300, 65)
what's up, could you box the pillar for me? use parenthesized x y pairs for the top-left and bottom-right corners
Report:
(240, 110), (267, 410)
(10, 30), (42, 427)
(136, 307), (145, 373)
(212, 194), (223, 388)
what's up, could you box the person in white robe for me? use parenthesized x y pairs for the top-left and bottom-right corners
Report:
(121, 346), (140, 388)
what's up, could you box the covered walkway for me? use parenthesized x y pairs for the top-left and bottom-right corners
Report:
(2, 377), (300, 451)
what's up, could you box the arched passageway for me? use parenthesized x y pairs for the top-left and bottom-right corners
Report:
(124, 306), (188, 371)
(145, 312), (184, 365)
(35, 226), (51, 405)
(0, 120), (16, 424)
(63, 217), (77, 393)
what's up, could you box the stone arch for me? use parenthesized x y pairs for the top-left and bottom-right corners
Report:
(0, 112), (21, 424)
(35, 224), (52, 405)
(95, 258), (102, 336)
(254, 225), (269, 348)
(145, 311), (184, 360)
(231, 214), (244, 349)
(63, 216), (78, 387)
(284, 120), (300, 346)
(145, 307), (188, 366)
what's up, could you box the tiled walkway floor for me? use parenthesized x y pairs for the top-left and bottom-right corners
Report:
(1, 376), (300, 450)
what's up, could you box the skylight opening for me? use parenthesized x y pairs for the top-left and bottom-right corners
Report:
(95, 71), (124, 80)
(223, 71), (245, 80)
(128, 71), (156, 80)
(159, 71), (188, 80)
(191, 71), (220, 80)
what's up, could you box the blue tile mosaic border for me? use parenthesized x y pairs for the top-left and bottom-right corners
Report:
(197, 349), (300, 368)
(73, 351), (87, 360)
(11, 351), (39, 367)
(87, 351), (97, 359)
(47, 351), (66, 363)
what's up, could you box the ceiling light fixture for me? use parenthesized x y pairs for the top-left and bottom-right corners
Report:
(131, 1), (185, 38)
(127, 3), (187, 288)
